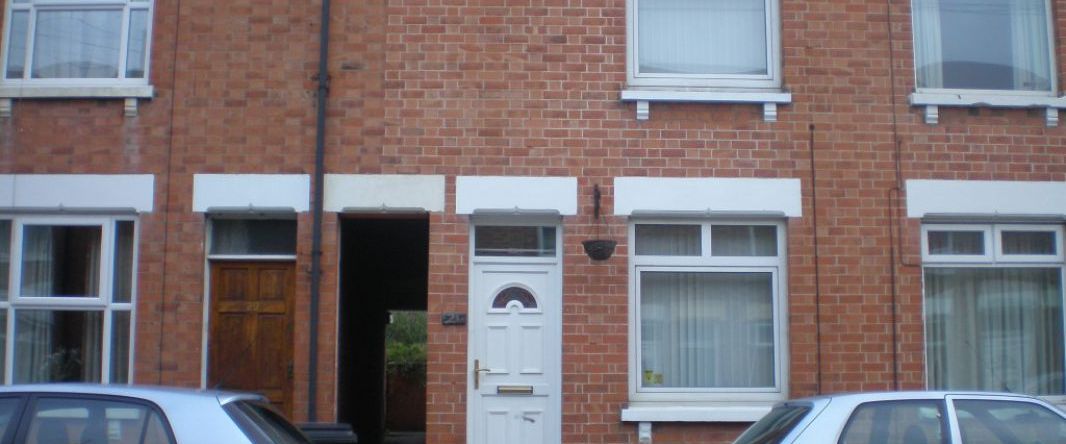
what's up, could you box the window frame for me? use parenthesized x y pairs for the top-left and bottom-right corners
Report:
(627, 219), (788, 403)
(205, 216), (299, 262)
(625, 0), (782, 90)
(0, 0), (155, 90)
(921, 223), (1066, 403)
(0, 215), (138, 385)
(468, 215), (563, 266)
(909, 0), (1059, 97)
(920, 224), (994, 263)
(993, 224), (1064, 263)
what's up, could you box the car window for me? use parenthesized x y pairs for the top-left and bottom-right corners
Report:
(733, 405), (812, 444)
(25, 397), (175, 444)
(839, 400), (945, 444)
(954, 399), (1066, 444)
(225, 400), (309, 444)
(0, 397), (24, 444)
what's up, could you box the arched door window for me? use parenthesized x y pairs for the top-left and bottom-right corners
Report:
(491, 286), (538, 310)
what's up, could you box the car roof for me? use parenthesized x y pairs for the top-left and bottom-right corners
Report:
(775, 390), (1050, 414)
(0, 383), (264, 406)
(776, 390), (1064, 443)
(788, 390), (1043, 404)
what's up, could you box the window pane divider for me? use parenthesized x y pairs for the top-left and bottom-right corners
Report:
(10, 298), (109, 309)
(116, 4), (130, 81)
(101, 308), (112, 383)
(22, 8), (37, 82)
(634, 257), (781, 267)
(3, 307), (12, 384)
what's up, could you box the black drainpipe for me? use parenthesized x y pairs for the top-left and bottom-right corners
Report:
(809, 124), (823, 395)
(309, 0), (331, 423)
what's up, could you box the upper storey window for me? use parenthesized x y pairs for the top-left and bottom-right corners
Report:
(2, 0), (153, 87)
(909, 0), (1064, 126)
(627, 0), (781, 89)
(912, 0), (1054, 93)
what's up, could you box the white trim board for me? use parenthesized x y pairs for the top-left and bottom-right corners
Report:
(0, 174), (154, 213)
(906, 180), (1066, 218)
(324, 174), (445, 213)
(614, 177), (802, 217)
(456, 176), (577, 215)
(193, 174), (310, 213)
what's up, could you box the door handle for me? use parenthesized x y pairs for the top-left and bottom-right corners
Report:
(474, 359), (491, 389)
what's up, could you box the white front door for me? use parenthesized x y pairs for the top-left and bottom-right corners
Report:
(468, 255), (561, 444)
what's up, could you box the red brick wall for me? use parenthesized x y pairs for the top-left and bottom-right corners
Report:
(2, 0), (1065, 442)
(0, 0), (182, 394)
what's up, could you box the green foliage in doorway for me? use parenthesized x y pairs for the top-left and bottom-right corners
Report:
(385, 311), (427, 385)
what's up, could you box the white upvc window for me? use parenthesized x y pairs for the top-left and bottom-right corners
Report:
(627, 0), (781, 90)
(909, 0), (1065, 126)
(0, 216), (137, 384)
(628, 220), (787, 404)
(0, 0), (154, 112)
(922, 223), (1066, 401)
(912, 0), (1055, 94)
(622, 0), (788, 121)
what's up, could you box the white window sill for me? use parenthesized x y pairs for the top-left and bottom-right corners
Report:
(909, 92), (1066, 127)
(0, 85), (154, 118)
(621, 403), (773, 423)
(620, 89), (792, 122)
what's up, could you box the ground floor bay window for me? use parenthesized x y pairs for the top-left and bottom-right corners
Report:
(923, 224), (1065, 397)
(0, 216), (135, 384)
(629, 221), (787, 406)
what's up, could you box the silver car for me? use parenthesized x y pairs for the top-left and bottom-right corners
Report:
(734, 391), (1066, 444)
(0, 383), (310, 444)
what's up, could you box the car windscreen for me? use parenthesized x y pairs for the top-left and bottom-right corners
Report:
(733, 405), (812, 444)
(224, 400), (311, 444)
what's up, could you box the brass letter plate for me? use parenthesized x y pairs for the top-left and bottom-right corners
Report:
(497, 385), (534, 395)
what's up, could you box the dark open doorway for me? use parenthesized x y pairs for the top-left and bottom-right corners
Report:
(338, 216), (429, 444)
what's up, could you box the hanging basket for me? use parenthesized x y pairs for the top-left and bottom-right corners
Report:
(582, 239), (617, 261)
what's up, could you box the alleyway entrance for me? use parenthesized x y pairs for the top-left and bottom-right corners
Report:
(338, 216), (429, 444)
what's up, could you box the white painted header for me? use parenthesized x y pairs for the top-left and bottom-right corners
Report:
(0, 174), (155, 212)
(324, 174), (445, 212)
(456, 176), (577, 215)
(614, 177), (802, 217)
(907, 179), (1066, 218)
(193, 174), (310, 213)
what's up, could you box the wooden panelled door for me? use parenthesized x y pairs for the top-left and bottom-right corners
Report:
(209, 261), (295, 417)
